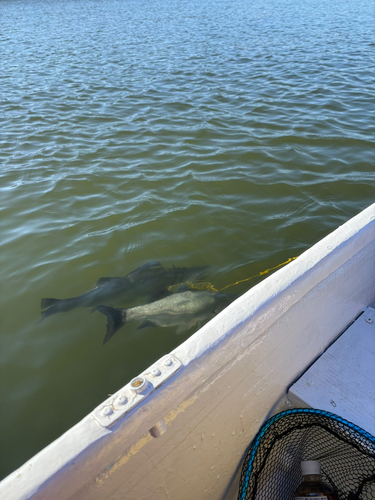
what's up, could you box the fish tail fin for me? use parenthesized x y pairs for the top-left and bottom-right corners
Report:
(41, 298), (60, 310)
(40, 301), (62, 319)
(95, 305), (127, 344)
(40, 297), (78, 318)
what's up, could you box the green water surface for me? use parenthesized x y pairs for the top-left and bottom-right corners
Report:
(0, 0), (374, 480)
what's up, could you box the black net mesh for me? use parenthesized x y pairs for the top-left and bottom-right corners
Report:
(238, 409), (375, 500)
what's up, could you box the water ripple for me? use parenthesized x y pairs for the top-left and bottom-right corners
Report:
(1, 0), (375, 480)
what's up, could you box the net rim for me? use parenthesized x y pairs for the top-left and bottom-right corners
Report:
(238, 408), (375, 500)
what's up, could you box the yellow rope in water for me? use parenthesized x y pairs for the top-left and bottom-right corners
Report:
(219, 256), (298, 291)
(188, 281), (219, 292)
(168, 256), (298, 293)
(168, 280), (218, 292)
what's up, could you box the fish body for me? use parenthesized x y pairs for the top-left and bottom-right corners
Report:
(41, 261), (208, 319)
(96, 290), (234, 344)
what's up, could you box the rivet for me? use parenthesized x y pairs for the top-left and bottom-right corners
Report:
(116, 395), (128, 406)
(101, 407), (113, 416)
(130, 376), (148, 394)
(164, 358), (173, 367)
(211, 433), (215, 437)
(151, 368), (161, 377)
(366, 317), (373, 324)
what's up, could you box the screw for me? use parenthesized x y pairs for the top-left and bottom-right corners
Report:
(101, 407), (113, 416)
(151, 368), (161, 377)
(164, 358), (173, 367)
(116, 395), (128, 406)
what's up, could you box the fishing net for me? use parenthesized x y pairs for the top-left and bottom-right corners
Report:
(238, 408), (375, 500)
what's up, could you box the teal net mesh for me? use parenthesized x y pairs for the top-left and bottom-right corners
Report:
(238, 409), (375, 500)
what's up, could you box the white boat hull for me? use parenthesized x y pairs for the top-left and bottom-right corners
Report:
(1, 203), (375, 500)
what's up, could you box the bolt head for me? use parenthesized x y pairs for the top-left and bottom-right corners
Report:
(101, 407), (113, 417)
(116, 395), (128, 406)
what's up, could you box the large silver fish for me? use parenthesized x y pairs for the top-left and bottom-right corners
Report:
(41, 261), (208, 319)
(95, 290), (235, 344)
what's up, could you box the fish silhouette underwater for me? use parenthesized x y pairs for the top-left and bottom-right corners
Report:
(95, 289), (235, 344)
(41, 261), (209, 319)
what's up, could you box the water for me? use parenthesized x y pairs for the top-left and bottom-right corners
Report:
(1, 0), (374, 480)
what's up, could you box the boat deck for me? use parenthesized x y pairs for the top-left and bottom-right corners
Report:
(288, 306), (375, 436)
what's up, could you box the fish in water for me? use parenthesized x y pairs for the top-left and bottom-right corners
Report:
(95, 290), (235, 344)
(41, 261), (208, 319)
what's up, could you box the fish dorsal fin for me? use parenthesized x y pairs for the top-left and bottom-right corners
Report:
(129, 261), (162, 275)
(93, 277), (122, 288)
(139, 261), (162, 270)
(137, 321), (158, 330)
(127, 261), (163, 282)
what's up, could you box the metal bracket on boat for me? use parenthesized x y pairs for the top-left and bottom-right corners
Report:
(92, 354), (182, 428)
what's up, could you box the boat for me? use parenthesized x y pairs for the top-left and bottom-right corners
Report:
(1, 202), (375, 500)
